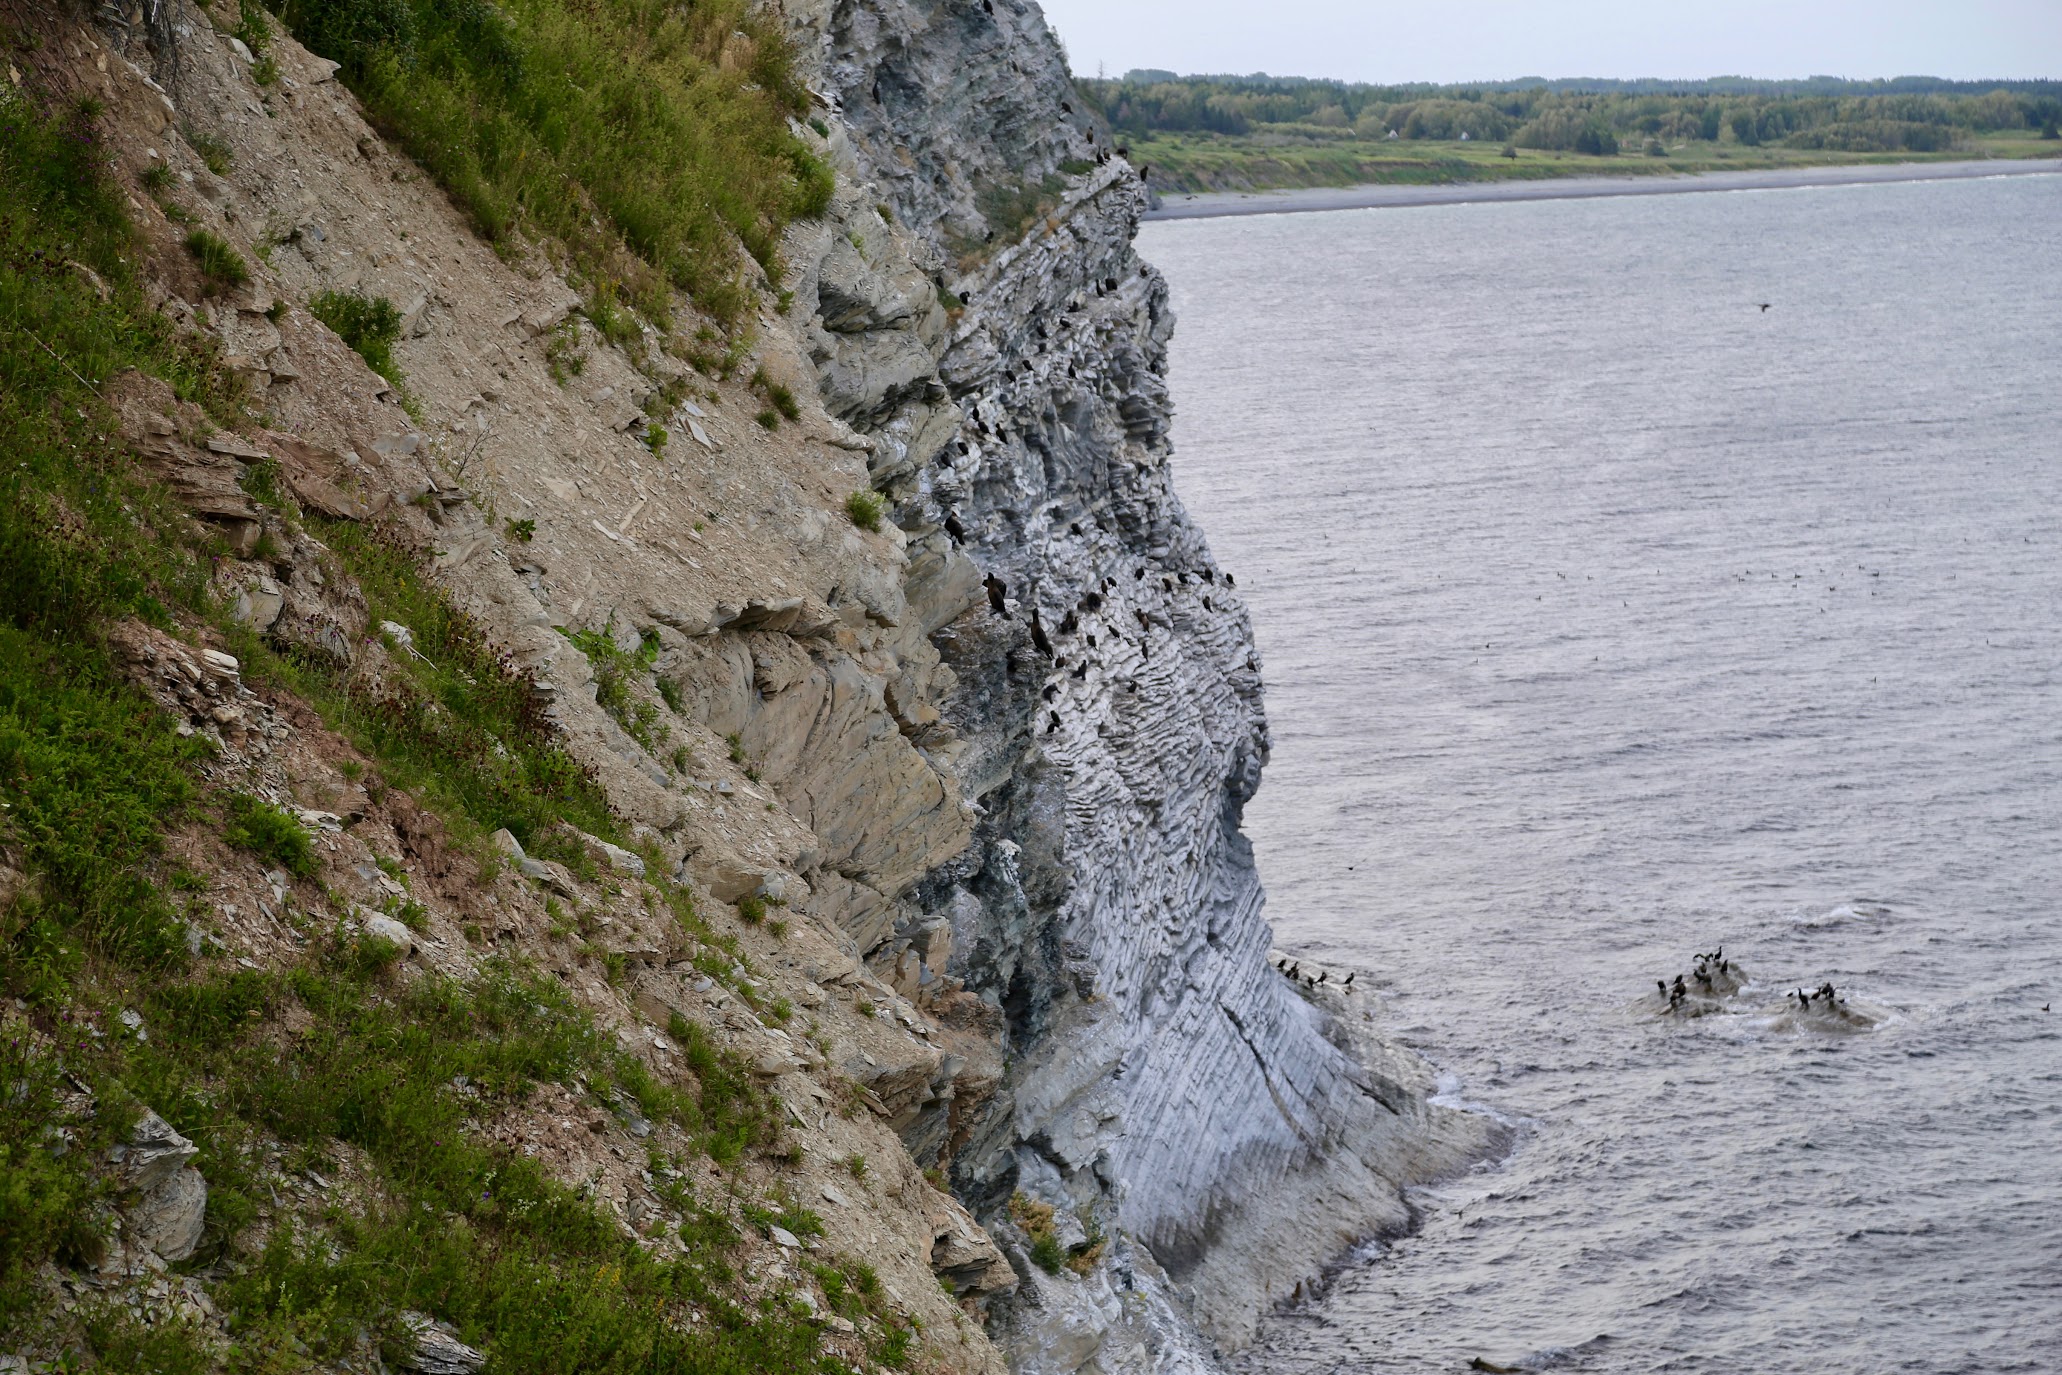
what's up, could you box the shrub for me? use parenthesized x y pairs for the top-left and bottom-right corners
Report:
(308, 289), (403, 387)
(845, 490), (885, 532)
(183, 229), (249, 290)
(223, 795), (317, 877)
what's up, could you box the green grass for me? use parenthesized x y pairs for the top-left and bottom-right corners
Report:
(184, 228), (250, 291)
(273, 0), (835, 331)
(307, 288), (404, 389)
(222, 795), (317, 877)
(246, 520), (617, 866)
(558, 622), (669, 755)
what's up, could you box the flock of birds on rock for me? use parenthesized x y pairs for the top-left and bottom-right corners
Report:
(1651, 946), (1887, 1030)
(1657, 947), (1741, 1011)
(1275, 958), (1355, 994)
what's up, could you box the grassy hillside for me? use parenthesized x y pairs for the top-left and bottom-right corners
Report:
(272, 0), (834, 331)
(0, 78), (900, 1372)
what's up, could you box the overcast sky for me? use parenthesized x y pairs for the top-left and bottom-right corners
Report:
(1035, 0), (2062, 85)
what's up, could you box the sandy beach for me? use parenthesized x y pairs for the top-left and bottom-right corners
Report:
(1141, 156), (2062, 220)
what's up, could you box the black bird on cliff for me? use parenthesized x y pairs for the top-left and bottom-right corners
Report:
(984, 572), (1009, 618)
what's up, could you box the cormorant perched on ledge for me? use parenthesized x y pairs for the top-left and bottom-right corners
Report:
(944, 512), (966, 544)
(1344, 972), (1355, 988)
(1658, 980), (1669, 999)
(984, 572), (1009, 618)
(1030, 609), (1053, 656)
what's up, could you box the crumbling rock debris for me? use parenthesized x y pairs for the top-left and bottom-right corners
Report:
(108, 1109), (208, 1262)
(398, 1313), (487, 1375)
(111, 1109), (198, 1194)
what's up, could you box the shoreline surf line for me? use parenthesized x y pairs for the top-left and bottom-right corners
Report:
(1140, 156), (2062, 221)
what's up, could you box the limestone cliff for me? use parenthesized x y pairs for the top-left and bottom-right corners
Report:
(5, 0), (1489, 1369)
(778, 1), (1494, 1366)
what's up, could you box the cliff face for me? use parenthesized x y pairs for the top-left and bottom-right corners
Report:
(7, 0), (1486, 1368)
(779, 2), (1494, 1366)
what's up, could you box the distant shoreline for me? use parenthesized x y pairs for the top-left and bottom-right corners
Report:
(1140, 157), (2062, 221)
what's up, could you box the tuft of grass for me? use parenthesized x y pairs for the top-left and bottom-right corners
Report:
(750, 366), (801, 421)
(222, 794), (317, 878)
(273, 0), (835, 330)
(307, 288), (404, 389)
(184, 128), (234, 176)
(755, 408), (780, 430)
(559, 621), (668, 754)
(845, 489), (886, 532)
(183, 228), (249, 291)
(544, 317), (586, 384)
(735, 893), (766, 925)
(504, 516), (536, 543)
(139, 161), (174, 194)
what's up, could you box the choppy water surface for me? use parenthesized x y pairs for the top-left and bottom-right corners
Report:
(1141, 173), (2062, 1374)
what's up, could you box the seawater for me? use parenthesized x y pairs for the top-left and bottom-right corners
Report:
(1141, 172), (2062, 1374)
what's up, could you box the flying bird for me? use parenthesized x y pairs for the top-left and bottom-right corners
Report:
(1759, 303), (1772, 312)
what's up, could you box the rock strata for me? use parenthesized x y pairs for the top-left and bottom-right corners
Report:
(20, 0), (1493, 1368)
(780, 0), (1497, 1364)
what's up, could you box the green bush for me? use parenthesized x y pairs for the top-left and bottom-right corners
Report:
(845, 490), (886, 532)
(274, 0), (835, 328)
(223, 794), (318, 877)
(308, 288), (404, 387)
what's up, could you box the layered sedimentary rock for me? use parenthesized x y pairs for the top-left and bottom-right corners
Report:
(780, 2), (1494, 1366)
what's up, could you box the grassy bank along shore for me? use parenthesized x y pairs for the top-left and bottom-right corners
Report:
(1125, 129), (2061, 197)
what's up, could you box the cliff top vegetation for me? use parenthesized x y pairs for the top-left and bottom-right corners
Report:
(1080, 71), (2062, 193)
(272, 0), (834, 334)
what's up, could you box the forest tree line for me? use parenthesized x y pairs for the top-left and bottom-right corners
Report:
(1079, 74), (2062, 154)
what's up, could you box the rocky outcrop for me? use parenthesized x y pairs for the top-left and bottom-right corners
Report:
(39, 0), (1490, 1368)
(778, 2), (1496, 1367)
